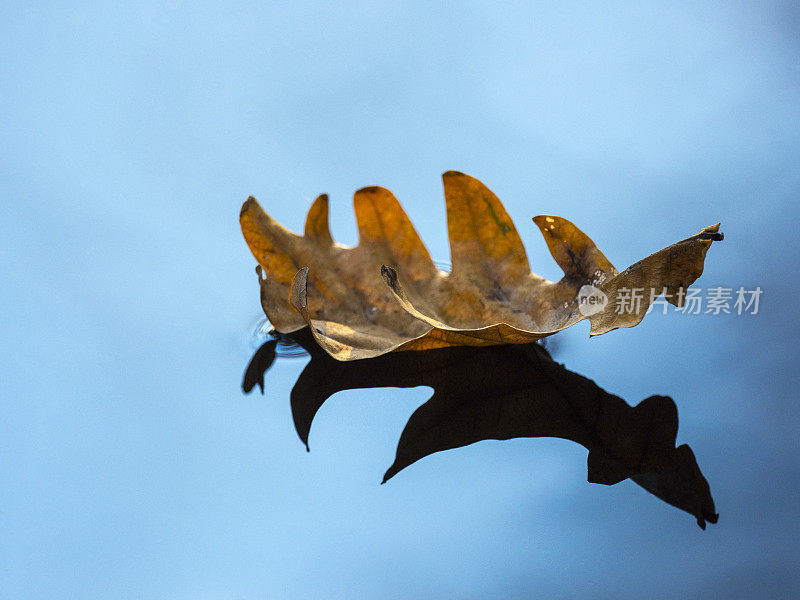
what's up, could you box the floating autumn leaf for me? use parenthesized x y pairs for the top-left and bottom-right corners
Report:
(240, 172), (722, 360)
(243, 330), (718, 529)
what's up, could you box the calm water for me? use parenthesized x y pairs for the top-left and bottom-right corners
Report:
(2, 3), (799, 598)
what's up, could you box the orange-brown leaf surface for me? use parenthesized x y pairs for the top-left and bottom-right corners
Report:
(240, 172), (722, 360)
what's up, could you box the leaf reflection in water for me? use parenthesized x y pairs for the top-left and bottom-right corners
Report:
(242, 331), (718, 529)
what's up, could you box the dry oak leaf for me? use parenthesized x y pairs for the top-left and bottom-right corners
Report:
(240, 172), (722, 361)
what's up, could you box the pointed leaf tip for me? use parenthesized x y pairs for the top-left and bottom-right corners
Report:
(304, 194), (332, 243)
(532, 214), (617, 283)
(240, 196), (259, 219)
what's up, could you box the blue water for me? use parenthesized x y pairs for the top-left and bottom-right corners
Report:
(2, 2), (799, 598)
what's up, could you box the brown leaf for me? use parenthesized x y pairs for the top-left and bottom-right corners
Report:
(240, 172), (722, 360)
(243, 331), (718, 528)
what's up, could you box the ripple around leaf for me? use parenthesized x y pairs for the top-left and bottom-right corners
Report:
(249, 316), (308, 357)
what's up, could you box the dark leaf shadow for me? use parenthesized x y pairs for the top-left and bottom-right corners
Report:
(242, 339), (277, 394)
(243, 330), (718, 529)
